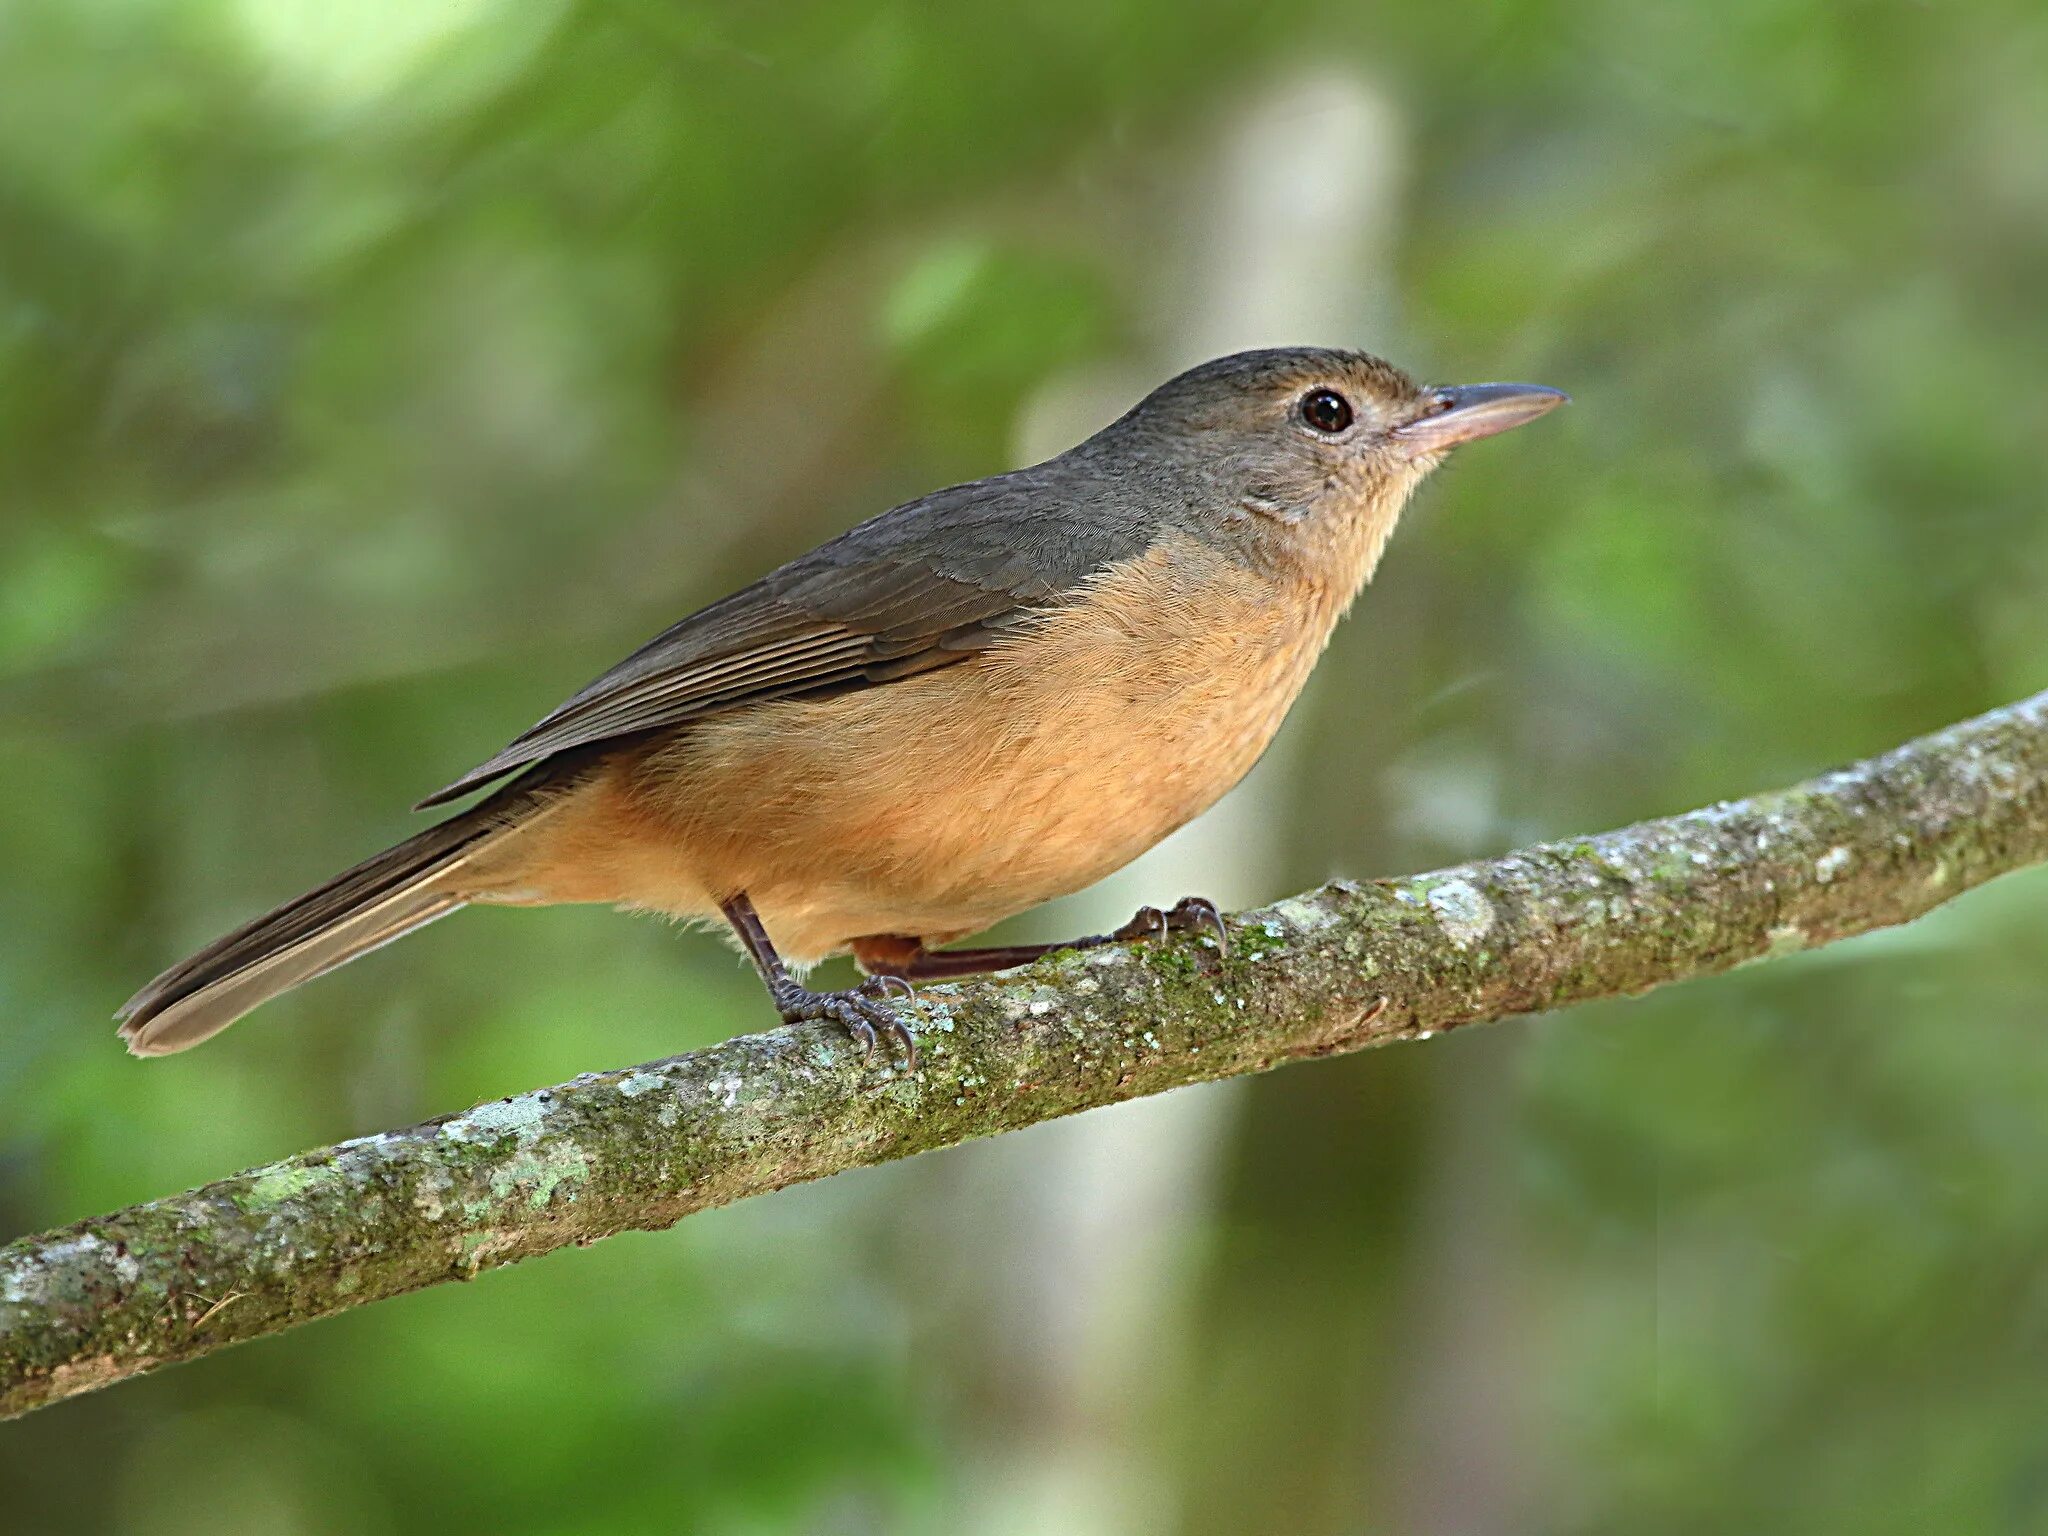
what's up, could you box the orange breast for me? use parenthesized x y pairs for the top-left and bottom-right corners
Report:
(472, 530), (1375, 964)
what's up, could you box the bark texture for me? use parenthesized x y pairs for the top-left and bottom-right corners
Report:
(4, 690), (2045, 1419)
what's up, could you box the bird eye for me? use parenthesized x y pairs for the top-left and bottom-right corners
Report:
(1300, 387), (1354, 435)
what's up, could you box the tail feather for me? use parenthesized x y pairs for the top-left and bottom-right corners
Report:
(117, 799), (529, 1057)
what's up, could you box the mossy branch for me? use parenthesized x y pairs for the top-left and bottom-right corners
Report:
(5, 690), (2047, 1419)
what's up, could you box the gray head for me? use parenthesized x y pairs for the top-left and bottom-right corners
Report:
(1088, 345), (1566, 532)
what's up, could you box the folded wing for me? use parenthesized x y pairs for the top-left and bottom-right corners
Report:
(416, 467), (1151, 807)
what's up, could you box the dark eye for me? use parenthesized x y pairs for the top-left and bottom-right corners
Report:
(1300, 387), (1354, 435)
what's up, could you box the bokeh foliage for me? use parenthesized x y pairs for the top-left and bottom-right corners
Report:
(3, 1), (2048, 1531)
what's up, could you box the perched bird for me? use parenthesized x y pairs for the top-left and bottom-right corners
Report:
(118, 346), (1565, 1064)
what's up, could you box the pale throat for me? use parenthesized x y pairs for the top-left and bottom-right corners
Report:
(1302, 461), (1433, 622)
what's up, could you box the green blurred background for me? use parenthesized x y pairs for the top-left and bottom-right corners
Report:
(5, 0), (2048, 1530)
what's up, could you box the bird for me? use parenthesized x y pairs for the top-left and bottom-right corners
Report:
(117, 346), (1566, 1066)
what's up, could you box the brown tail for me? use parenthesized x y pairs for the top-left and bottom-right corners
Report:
(116, 791), (547, 1058)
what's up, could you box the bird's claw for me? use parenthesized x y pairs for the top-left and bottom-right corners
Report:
(860, 973), (916, 1005)
(773, 978), (919, 1069)
(1112, 895), (1229, 960)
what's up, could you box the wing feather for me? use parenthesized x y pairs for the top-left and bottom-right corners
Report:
(415, 461), (1161, 808)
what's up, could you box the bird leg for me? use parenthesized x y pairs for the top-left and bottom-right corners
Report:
(853, 896), (1229, 982)
(721, 893), (917, 1067)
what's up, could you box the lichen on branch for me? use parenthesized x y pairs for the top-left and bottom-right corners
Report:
(4, 689), (2045, 1420)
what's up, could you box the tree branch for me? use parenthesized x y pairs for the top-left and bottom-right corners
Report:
(5, 691), (2046, 1418)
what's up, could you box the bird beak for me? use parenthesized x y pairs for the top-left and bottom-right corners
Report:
(1392, 382), (1569, 454)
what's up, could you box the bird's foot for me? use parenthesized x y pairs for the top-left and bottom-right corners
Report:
(770, 974), (918, 1068)
(1110, 896), (1230, 959)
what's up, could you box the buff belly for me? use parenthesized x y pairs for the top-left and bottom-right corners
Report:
(466, 535), (1353, 964)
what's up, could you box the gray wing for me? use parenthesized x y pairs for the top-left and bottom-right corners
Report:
(415, 467), (1153, 808)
